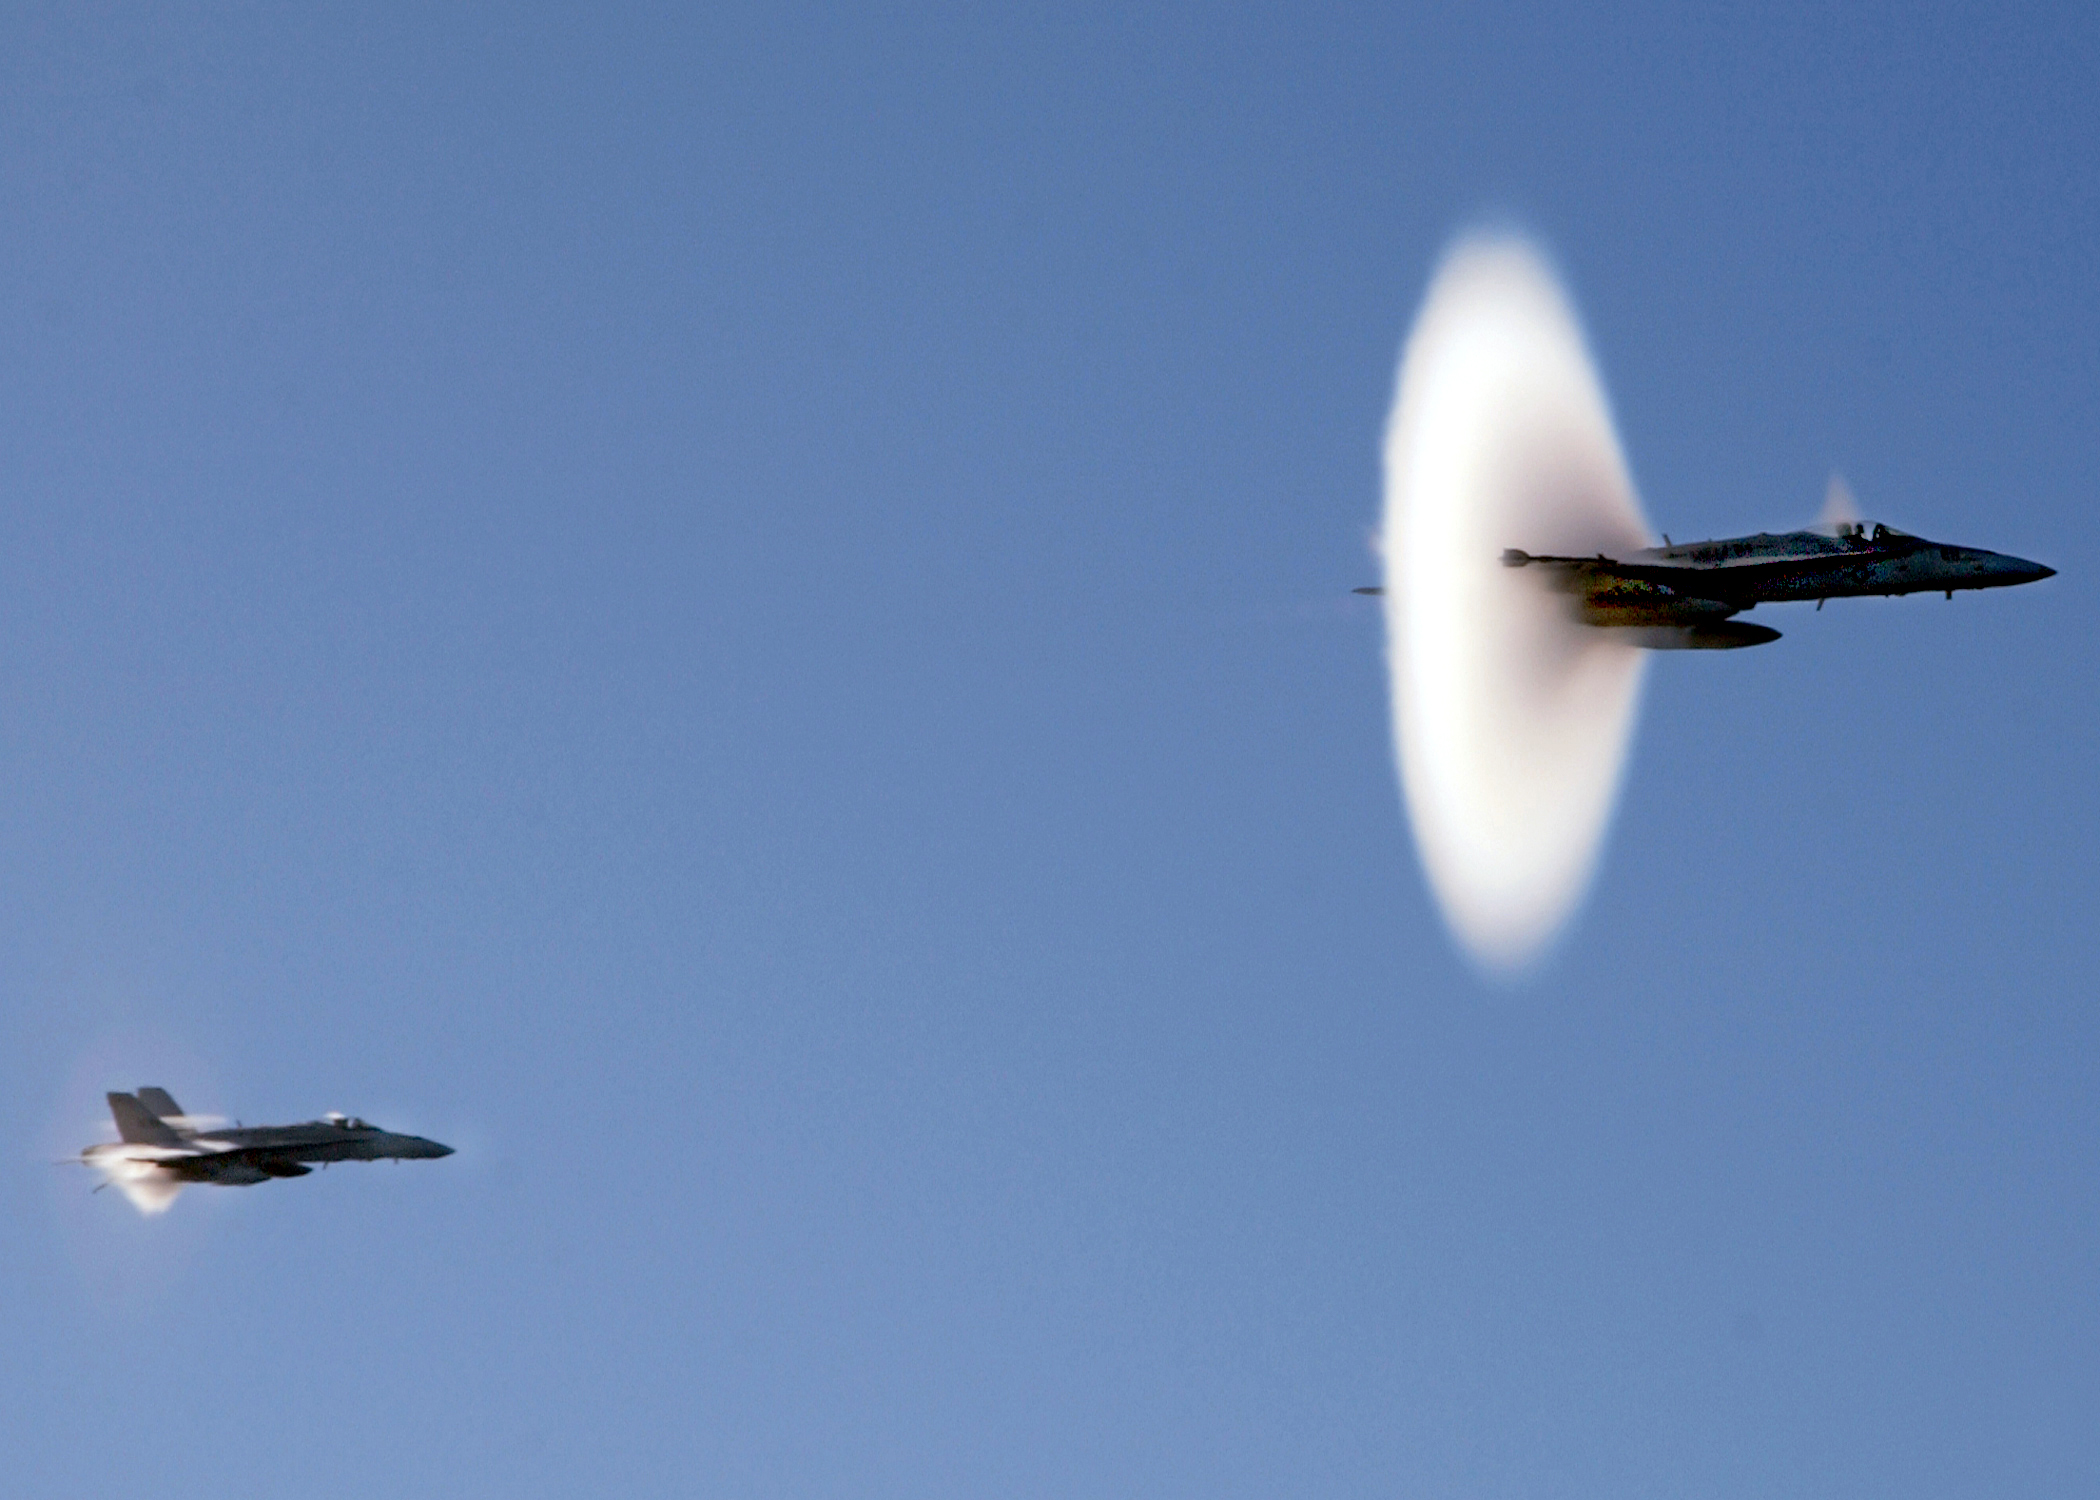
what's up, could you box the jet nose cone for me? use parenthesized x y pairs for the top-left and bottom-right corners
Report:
(1975, 549), (2054, 586)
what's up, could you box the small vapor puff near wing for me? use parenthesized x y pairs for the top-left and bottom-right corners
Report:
(111, 1164), (186, 1215)
(79, 1143), (192, 1215)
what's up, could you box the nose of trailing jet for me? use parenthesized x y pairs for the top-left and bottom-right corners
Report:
(1997, 553), (2055, 585)
(397, 1135), (453, 1159)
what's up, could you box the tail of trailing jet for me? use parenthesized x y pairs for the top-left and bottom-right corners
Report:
(107, 1092), (186, 1147)
(84, 1094), (192, 1214)
(129, 1086), (226, 1132)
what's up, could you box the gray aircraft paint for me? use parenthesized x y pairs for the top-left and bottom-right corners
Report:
(78, 1089), (452, 1214)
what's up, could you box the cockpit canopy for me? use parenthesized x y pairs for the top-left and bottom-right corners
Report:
(1824, 520), (1912, 543)
(322, 1111), (373, 1130)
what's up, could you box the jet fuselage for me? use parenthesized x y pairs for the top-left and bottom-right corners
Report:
(80, 1090), (452, 1210)
(1503, 521), (2054, 648)
(141, 1117), (455, 1182)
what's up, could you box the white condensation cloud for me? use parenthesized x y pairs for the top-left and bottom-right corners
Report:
(98, 1156), (184, 1214)
(1382, 236), (1651, 974)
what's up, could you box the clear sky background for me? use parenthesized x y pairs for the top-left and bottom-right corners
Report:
(2, 4), (2095, 1496)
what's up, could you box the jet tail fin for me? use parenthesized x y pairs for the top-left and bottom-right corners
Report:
(136, 1088), (184, 1119)
(108, 1092), (185, 1146)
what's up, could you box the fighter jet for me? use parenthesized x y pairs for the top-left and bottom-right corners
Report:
(1501, 515), (2055, 648)
(1359, 506), (2053, 649)
(77, 1088), (452, 1214)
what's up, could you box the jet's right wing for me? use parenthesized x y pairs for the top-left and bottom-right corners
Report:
(107, 1092), (186, 1147)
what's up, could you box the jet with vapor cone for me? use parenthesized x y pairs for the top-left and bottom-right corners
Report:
(1374, 231), (2059, 973)
(1362, 487), (2053, 649)
(77, 1088), (452, 1214)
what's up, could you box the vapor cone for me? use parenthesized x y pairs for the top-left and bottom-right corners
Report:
(96, 1155), (184, 1215)
(1381, 236), (1650, 973)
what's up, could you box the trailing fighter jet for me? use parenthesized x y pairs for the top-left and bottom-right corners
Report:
(76, 1088), (452, 1214)
(1359, 494), (2053, 649)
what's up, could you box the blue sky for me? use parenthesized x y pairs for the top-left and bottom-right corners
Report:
(3, 4), (2096, 1495)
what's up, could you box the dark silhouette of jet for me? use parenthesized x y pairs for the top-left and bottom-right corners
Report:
(1360, 514), (2052, 649)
